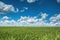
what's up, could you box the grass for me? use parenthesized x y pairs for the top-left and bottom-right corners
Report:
(0, 27), (60, 40)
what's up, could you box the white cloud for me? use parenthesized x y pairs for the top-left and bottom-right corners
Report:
(20, 7), (28, 12)
(0, 1), (19, 14)
(27, 0), (37, 3)
(40, 12), (48, 19)
(17, 16), (38, 24)
(49, 14), (60, 26)
(1, 16), (9, 20)
(0, 13), (60, 26)
(0, 19), (18, 26)
(50, 14), (60, 22)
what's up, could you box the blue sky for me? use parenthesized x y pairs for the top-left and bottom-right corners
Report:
(0, 0), (60, 26)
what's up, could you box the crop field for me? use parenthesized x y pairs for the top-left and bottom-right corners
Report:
(0, 27), (60, 40)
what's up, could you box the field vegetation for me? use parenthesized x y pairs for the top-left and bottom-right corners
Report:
(0, 27), (60, 40)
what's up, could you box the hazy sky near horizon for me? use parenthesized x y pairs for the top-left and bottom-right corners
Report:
(0, 0), (60, 26)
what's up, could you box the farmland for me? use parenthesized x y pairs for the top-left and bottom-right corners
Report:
(0, 27), (60, 40)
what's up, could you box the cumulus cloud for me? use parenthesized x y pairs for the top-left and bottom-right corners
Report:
(1, 16), (9, 20)
(49, 14), (60, 26)
(40, 12), (48, 19)
(27, 0), (37, 3)
(17, 16), (38, 24)
(50, 14), (60, 22)
(0, 13), (60, 26)
(0, 1), (19, 14)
